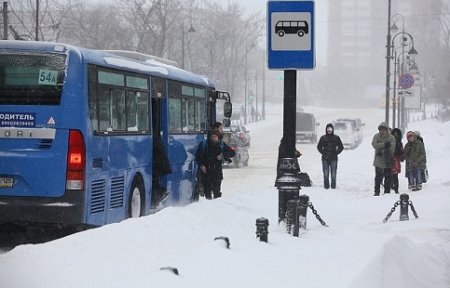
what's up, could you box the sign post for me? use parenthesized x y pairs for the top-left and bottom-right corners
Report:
(269, 0), (315, 224)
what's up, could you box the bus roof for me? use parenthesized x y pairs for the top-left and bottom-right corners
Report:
(0, 40), (215, 87)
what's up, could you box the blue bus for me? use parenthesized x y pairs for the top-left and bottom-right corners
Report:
(0, 41), (232, 228)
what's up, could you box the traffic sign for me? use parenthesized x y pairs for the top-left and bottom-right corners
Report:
(267, 1), (315, 70)
(398, 89), (414, 97)
(399, 73), (414, 89)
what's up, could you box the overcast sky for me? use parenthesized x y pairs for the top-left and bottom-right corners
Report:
(214, 0), (329, 65)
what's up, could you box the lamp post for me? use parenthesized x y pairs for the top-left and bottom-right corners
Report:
(384, 0), (393, 125)
(181, 23), (196, 70)
(390, 13), (404, 128)
(35, 0), (39, 41)
(391, 31), (417, 131)
(244, 42), (255, 124)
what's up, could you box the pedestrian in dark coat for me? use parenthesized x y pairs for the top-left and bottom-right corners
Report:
(404, 131), (426, 191)
(195, 129), (235, 199)
(317, 123), (344, 189)
(414, 130), (428, 183)
(372, 122), (396, 195)
(390, 128), (404, 194)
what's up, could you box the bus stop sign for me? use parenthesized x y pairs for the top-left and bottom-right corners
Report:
(267, 0), (315, 70)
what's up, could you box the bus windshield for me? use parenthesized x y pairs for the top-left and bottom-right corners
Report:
(0, 53), (66, 105)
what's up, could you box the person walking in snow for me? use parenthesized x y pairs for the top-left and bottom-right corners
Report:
(390, 128), (404, 194)
(372, 122), (396, 196)
(404, 131), (427, 191)
(195, 129), (235, 199)
(317, 123), (344, 189)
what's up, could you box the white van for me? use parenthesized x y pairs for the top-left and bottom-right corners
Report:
(332, 120), (358, 149)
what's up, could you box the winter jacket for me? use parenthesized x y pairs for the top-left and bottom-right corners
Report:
(372, 122), (396, 169)
(195, 139), (235, 182)
(404, 134), (426, 171)
(317, 123), (344, 161)
(391, 128), (404, 175)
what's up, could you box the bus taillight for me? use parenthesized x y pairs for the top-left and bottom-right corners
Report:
(66, 130), (86, 190)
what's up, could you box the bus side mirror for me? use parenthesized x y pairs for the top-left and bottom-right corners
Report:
(224, 101), (232, 118)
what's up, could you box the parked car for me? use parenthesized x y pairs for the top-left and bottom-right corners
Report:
(332, 120), (358, 149)
(228, 124), (251, 147)
(336, 118), (365, 145)
(222, 124), (251, 167)
(296, 112), (319, 143)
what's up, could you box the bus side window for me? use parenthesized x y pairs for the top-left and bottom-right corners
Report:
(98, 88), (111, 132)
(127, 91), (149, 132)
(111, 89), (126, 131)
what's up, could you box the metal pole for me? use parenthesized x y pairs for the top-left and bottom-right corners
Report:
(35, 0), (39, 41)
(262, 49), (266, 120)
(181, 23), (185, 69)
(392, 51), (397, 127)
(384, 0), (392, 126)
(282, 70), (297, 157)
(275, 70), (300, 224)
(2, 1), (8, 40)
(255, 73), (258, 122)
(244, 45), (248, 124)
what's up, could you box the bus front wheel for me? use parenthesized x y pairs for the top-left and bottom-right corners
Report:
(128, 179), (144, 218)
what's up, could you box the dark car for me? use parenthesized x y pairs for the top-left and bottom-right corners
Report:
(296, 112), (319, 143)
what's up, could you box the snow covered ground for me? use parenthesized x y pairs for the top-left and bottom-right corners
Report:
(1, 105), (449, 288)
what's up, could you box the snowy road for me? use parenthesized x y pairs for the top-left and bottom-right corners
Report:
(1, 105), (449, 288)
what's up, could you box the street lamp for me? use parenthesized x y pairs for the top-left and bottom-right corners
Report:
(181, 23), (196, 70)
(384, 0), (393, 125)
(392, 49), (416, 128)
(391, 31), (417, 130)
(244, 41), (255, 124)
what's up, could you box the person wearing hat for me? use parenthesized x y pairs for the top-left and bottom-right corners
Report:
(413, 130), (428, 183)
(317, 123), (344, 189)
(195, 129), (235, 199)
(372, 122), (396, 196)
(404, 131), (427, 191)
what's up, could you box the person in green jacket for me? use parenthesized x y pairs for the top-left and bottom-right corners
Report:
(371, 122), (396, 196)
(404, 131), (427, 191)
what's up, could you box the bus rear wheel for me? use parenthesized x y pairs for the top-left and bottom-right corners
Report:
(128, 179), (144, 218)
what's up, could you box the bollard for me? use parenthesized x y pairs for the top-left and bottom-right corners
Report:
(399, 193), (409, 221)
(275, 158), (302, 224)
(256, 217), (269, 242)
(286, 199), (300, 236)
(298, 194), (310, 229)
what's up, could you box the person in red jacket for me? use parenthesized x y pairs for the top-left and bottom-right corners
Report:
(390, 128), (404, 194)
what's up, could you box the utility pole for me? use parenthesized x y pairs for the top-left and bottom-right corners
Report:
(2, 1), (8, 40)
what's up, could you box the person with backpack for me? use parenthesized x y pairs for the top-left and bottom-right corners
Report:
(195, 129), (235, 199)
